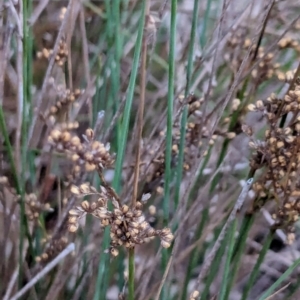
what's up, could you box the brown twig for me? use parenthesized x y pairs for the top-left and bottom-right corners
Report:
(132, 1), (150, 207)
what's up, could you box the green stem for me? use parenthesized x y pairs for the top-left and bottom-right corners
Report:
(161, 1), (177, 298)
(128, 248), (135, 300)
(219, 220), (237, 300)
(93, 2), (146, 299)
(223, 214), (254, 300)
(241, 230), (274, 300)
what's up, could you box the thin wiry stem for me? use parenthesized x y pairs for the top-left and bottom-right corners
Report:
(130, 2), (150, 299)
(15, 0), (23, 174)
(132, 0), (150, 207)
(154, 254), (173, 300)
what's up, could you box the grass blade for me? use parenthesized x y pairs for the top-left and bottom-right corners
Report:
(161, 0), (178, 298)
(219, 220), (237, 300)
(241, 230), (275, 300)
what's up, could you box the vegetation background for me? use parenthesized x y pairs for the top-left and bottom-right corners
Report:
(1, 0), (300, 299)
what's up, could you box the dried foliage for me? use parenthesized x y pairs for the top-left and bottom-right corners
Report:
(2, 1), (300, 300)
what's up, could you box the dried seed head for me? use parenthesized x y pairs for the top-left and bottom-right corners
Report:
(85, 162), (96, 172)
(248, 104), (256, 111)
(226, 132), (236, 139)
(161, 240), (171, 248)
(122, 205), (129, 214)
(81, 201), (90, 211)
(191, 291), (200, 298)
(68, 223), (79, 232)
(70, 185), (80, 195)
(69, 209), (81, 216)
(256, 100), (264, 109)
(110, 248), (119, 257)
(0, 176), (8, 184)
(68, 216), (77, 224)
(149, 205), (156, 215)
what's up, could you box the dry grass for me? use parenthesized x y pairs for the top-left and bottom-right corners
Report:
(2, 1), (300, 300)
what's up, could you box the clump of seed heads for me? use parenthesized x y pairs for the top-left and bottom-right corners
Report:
(68, 183), (173, 256)
(48, 126), (114, 180)
(37, 39), (68, 67)
(247, 76), (300, 243)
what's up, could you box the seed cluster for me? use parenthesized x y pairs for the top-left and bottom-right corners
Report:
(37, 40), (68, 67)
(46, 88), (82, 119)
(189, 290), (200, 300)
(278, 37), (300, 53)
(48, 127), (114, 179)
(68, 183), (173, 255)
(251, 48), (279, 85)
(145, 95), (236, 194)
(247, 79), (300, 242)
(35, 237), (68, 264)
(224, 28), (289, 84)
(25, 193), (53, 221)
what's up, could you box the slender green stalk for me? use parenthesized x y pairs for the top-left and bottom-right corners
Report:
(200, 0), (212, 48)
(164, 0), (177, 224)
(161, 1), (177, 299)
(93, 2), (146, 299)
(257, 256), (300, 300)
(241, 230), (275, 300)
(174, 109), (188, 210)
(112, 2), (146, 192)
(174, 0), (199, 209)
(223, 214), (255, 300)
(219, 220), (237, 300)
(128, 248), (135, 300)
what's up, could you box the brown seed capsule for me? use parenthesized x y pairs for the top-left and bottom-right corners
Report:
(227, 132), (236, 139)
(69, 209), (81, 216)
(161, 240), (171, 248)
(110, 248), (119, 257)
(50, 129), (62, 141)
(68, 216), (77, 224)
(285, 135), (295, 143)
(84, 152), (94, 161)
(85, 162), (96, 172)
(191, 291), (200, 298)
(136, 202), (143, 210)
(122, 205), (129, 214)
(81, 201), (90, 211)
(114, 209), (122, 216)
(68, 223), (79, 232)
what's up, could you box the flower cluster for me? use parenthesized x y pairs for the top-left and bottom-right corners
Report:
(25, 193), (53, 221)
(46, 88), (82, 119)
(37, 39), (68, 67)
(144, 95), (236, 194)
(247, 77), (300, 243)
(68, 183), (173, 256)
(35, 237), (68, 264)
(48, 127), (114, 179)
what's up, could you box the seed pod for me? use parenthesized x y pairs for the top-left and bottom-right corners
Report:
(81, 201), (90, 211)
